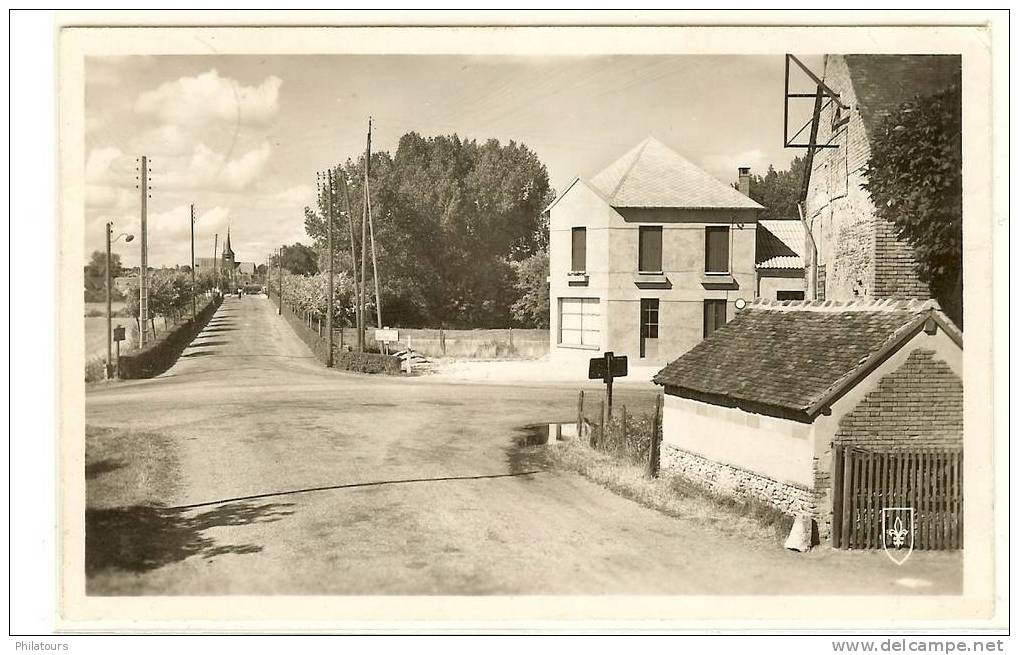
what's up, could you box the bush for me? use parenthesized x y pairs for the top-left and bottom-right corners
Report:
(335, 350), (402, 375)
(84, 355), (107, 383)
(592, 408), (661, 467)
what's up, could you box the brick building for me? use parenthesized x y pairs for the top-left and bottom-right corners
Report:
(801, 54), (961, 302)
(652, 55), (964, 548)
(653, 298), (962, 543)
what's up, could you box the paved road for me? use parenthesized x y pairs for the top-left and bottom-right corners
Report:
(85, 295), (961, 595)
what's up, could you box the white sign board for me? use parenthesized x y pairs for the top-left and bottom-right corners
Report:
(375, 328), (399, 343)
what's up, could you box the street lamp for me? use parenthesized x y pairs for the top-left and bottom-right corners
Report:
(106, 222), (134, 379)
(190, 204), (197, 322)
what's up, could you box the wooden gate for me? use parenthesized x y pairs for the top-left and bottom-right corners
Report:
(831, 446), (963, 550)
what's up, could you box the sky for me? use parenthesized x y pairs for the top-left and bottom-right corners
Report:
(85, 54), (822, 268)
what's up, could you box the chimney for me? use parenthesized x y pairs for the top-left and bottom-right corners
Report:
(738, 166), (751, 196)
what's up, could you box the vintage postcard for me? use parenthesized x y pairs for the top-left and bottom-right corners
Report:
(53, 15), (1003, 632)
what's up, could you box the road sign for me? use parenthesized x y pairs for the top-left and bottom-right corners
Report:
(113, 325), (126, 342)
(588, 351), (628, 417)
(589, 351), (628, 381)
(374, 328), (399, 343)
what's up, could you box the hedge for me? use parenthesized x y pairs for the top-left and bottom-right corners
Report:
(117, 295), (222, 379)
(335, 350), (402, 375)
(278, 297), (402, 375)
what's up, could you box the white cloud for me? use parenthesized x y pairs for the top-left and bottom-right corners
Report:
(85, 185), (135, 211)
(267, 184), (314, 208)
(158, 142), (272, 192)
(129, 124), (193, 156)
(86, 146), (131, 186)
(135, 70), (282, 127)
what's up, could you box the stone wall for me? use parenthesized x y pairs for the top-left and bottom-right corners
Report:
(835, 348), (963, 448)
(660, 443), (821, 520)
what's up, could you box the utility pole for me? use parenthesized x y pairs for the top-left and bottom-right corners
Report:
(190, 203), (197, 322)
(365, 117), (383, 333)
(360, 135), (369, 345)
(325, 170), (335, 367)
(105, 222), (113, 379)
(339, 173), (362, 353)
(213, 232), (219, 291)
(138, 155), (149, 347)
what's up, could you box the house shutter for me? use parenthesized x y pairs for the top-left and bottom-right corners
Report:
(571, 227), (587, 272)
(705, 226), (730, 273)
(639, 226), (663, 272)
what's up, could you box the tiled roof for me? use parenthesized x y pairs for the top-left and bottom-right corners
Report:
(588, 137), (763, 210)
(843, 55), (961, 140)
(756, 220), (805, 270)
(653, 299), (961, 421)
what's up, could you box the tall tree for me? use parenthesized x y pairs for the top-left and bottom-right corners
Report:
(743, 156), (805, 220)
(863, 85), (962, 326)
(510, 248), (549, 328)
(84, 249), (123, 301)
(280, 242), (320, 276)
(304, 132), (554, 327)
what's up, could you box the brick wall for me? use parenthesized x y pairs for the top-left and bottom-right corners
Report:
(803, 55), (929, 303)
(873, 216), (931, 298)
(835, 349), (963, 448)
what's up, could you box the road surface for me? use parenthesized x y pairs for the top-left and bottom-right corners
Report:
(85, 295), (962, 595)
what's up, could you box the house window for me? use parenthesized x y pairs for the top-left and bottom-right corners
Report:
(777, 290), (806, 301)
(703, 299), (728, 338)
(558, 297), (600, 348)
(704, 226), (730, 274)
(571, 227), (587, 272)
(640, 298), (659, 339)
(638, 226), (663, 272)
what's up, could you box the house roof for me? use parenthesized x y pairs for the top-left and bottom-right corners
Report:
(842, 55), (961, 140)
(756, 219), (805, 270)
(587, 137), (764, 210)
(653, 298), (961, 422)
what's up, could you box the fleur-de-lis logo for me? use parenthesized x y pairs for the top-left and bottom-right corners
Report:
(881, 507), (915, 565)
(886, 516), (909, 547)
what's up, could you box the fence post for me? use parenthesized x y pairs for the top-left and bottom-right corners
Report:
(620, 405), (628, 450)
(576, 389), (584, 439)
(509, 327), (514, 347)
(440, 327), (446, 356)
(647, 393), (662, 479)
(593, 399), (605, 448)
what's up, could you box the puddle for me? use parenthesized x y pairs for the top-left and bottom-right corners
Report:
(513, 421), (587, 447)
(508, 421), (591, 474)
(514, 423), (552, 447)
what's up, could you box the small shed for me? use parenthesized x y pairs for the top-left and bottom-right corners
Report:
(652, 298), (963, 547)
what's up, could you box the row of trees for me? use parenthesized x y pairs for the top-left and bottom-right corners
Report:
(120, 268), (220, 337)
(302, 132), (555, 328)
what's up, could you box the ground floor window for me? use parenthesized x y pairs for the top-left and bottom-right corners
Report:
(640, 298), (660, 358)
(558, 297), (600, 348)
(777, 290), (806, 301)
(703, 299), (728, 338)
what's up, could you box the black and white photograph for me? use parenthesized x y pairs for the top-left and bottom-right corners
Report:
(15, 11), (1005, 639)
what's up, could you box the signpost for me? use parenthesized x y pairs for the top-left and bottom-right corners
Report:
(589, 351), (628, 417)
(374, 328), (399, 354)
(113, 324), (126, 379)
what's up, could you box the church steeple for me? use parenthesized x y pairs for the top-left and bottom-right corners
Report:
(223, 227), (235, 259)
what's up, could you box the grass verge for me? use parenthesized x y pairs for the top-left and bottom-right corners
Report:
(548, 439), (794, 547)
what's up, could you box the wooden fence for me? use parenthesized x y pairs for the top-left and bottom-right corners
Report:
(832, 446), (963, 550)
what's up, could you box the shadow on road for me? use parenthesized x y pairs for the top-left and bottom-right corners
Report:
(188, 340), (229, 348)
(85, 458), (127, 480)
(86, 501), (295, 581)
